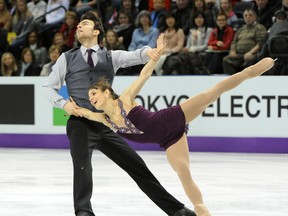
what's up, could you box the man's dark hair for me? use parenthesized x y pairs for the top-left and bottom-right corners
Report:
(80, 11), (105, 42)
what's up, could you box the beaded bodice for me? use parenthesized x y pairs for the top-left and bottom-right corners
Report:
(105, 99), (143, 134)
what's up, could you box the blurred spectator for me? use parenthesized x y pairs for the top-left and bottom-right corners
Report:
(52, 32), (69, 52)
(203, 12), (234, 74)
(172, 0), (192, 35)
(25, 30), (48, 67)
(150, 0), (167, 29)
(73, 0), (97, 19)
(162, 11), (213, 75)
(190, 0), (216, 28)
(40, 44), (61, 76)
(35, 0), (69, 48)
(204, 0), (220, 22)
(155, 11), (185, 75)
(102, 29), (126, 50)
(59, 11), (78, 50)
(219, 0), (238, 26)
(17, 47), (41, 76)
(113, 9), (135, 50)
(223, 9), (267, 74)
(128, 10), (159, 50)
(253, 0), (274, 30)
(27, 0), (47, 22)
(0, 0), (12, 31)
(8, 0), (34, 59)
(0, 52), (18, 76)
(106, 0), (138, 27)
(126, 10), (159, 75)
(138, 0), (171, 11)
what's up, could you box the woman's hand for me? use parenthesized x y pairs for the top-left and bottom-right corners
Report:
(156, 33), (167, 54)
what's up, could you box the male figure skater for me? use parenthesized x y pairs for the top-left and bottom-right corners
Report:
(42, 11), (195, 216)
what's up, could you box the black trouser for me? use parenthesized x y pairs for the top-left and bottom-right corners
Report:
(67, 116), (184, 216)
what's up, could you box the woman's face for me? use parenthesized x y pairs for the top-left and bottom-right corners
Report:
(23, 51), (33, 63)
(66, 15), (76, 27)
(54, 35), (64, 46)
(216, 15), (227, 28)
(3, 54), (13, 66)
(140, 15), (150, 26)
(88, 88), (107, 110)
(106, 31), (116, 44)
(220, 0), (229, 10)
(195, 16), (204, 27)
(49, 49), (60, 62)
(118, 13), (129, 25)
(166, 16), (176, 28)
(16, 0), (26, 13)
(195, 0), (204, 9)
(122, 0), (132, 9)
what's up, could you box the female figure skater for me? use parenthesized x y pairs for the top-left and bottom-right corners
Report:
(73, 33), (274, 216)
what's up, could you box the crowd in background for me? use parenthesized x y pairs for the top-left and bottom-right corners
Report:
(0, 0), (287, 77)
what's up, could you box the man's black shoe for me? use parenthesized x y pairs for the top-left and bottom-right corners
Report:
(174, 207), (197, 216)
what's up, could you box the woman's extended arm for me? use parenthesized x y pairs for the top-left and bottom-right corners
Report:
(124, 33), (166, 100)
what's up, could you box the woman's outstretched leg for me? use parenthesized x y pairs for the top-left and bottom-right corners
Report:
(166, 135), (211, 216)
(181, 57), (274, 123)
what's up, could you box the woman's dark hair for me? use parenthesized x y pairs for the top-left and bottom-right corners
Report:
(80, 11), (105, 42)
(90, 77), (119, 100)
(191, 11), (208, 30)
(160, 11), (180, 33)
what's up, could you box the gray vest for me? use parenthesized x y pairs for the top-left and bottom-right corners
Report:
(65, 48), (114, 111)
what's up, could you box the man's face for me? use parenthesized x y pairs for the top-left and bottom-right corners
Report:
(243, 11), (257, 25)
(77, 19), (96, 41)
(256, 0), (268, 9)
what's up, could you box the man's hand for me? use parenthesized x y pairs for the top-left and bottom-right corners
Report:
(146, 48), (161, 61)
(63, 97), (81, 117)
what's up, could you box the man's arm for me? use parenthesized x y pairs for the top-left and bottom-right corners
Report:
(42, 53), (67, 109)
(111, 46), (160, 72)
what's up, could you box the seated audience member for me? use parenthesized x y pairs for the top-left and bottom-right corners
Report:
(27, 0), (47, 22)
(73, 0), (97, 19)
(128, 10), (159, 50)
(189, 0), (216, 28)
(253, 0), (274, 30)
(25, 30), (48, 67)
(17, 47), (41, 76)
(204, 12), (234, 74)
(8, 0), (34, 59)
(219, 0), (238, 26)
(52, 32), (69, 52)
(102, 29), (126, 51)
(113, 10), (135, 50)
(150, 0), (167, 29)
(59, 11), (78, 50)
(0, 52), (18, 76)
(172, 0), (193, 35)
(155, 11), (185, 75)
(162, 11), (213, 75)
(40, 44), (61, 76)
(127, 10), (159, 75)
(222, 9), (267, 75)
(259, 9), (288, 75)
(0, 0), (13, 31)
(36, 0), (70, 48)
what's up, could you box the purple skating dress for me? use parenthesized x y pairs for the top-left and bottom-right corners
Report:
(105, 99), (187, 150)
